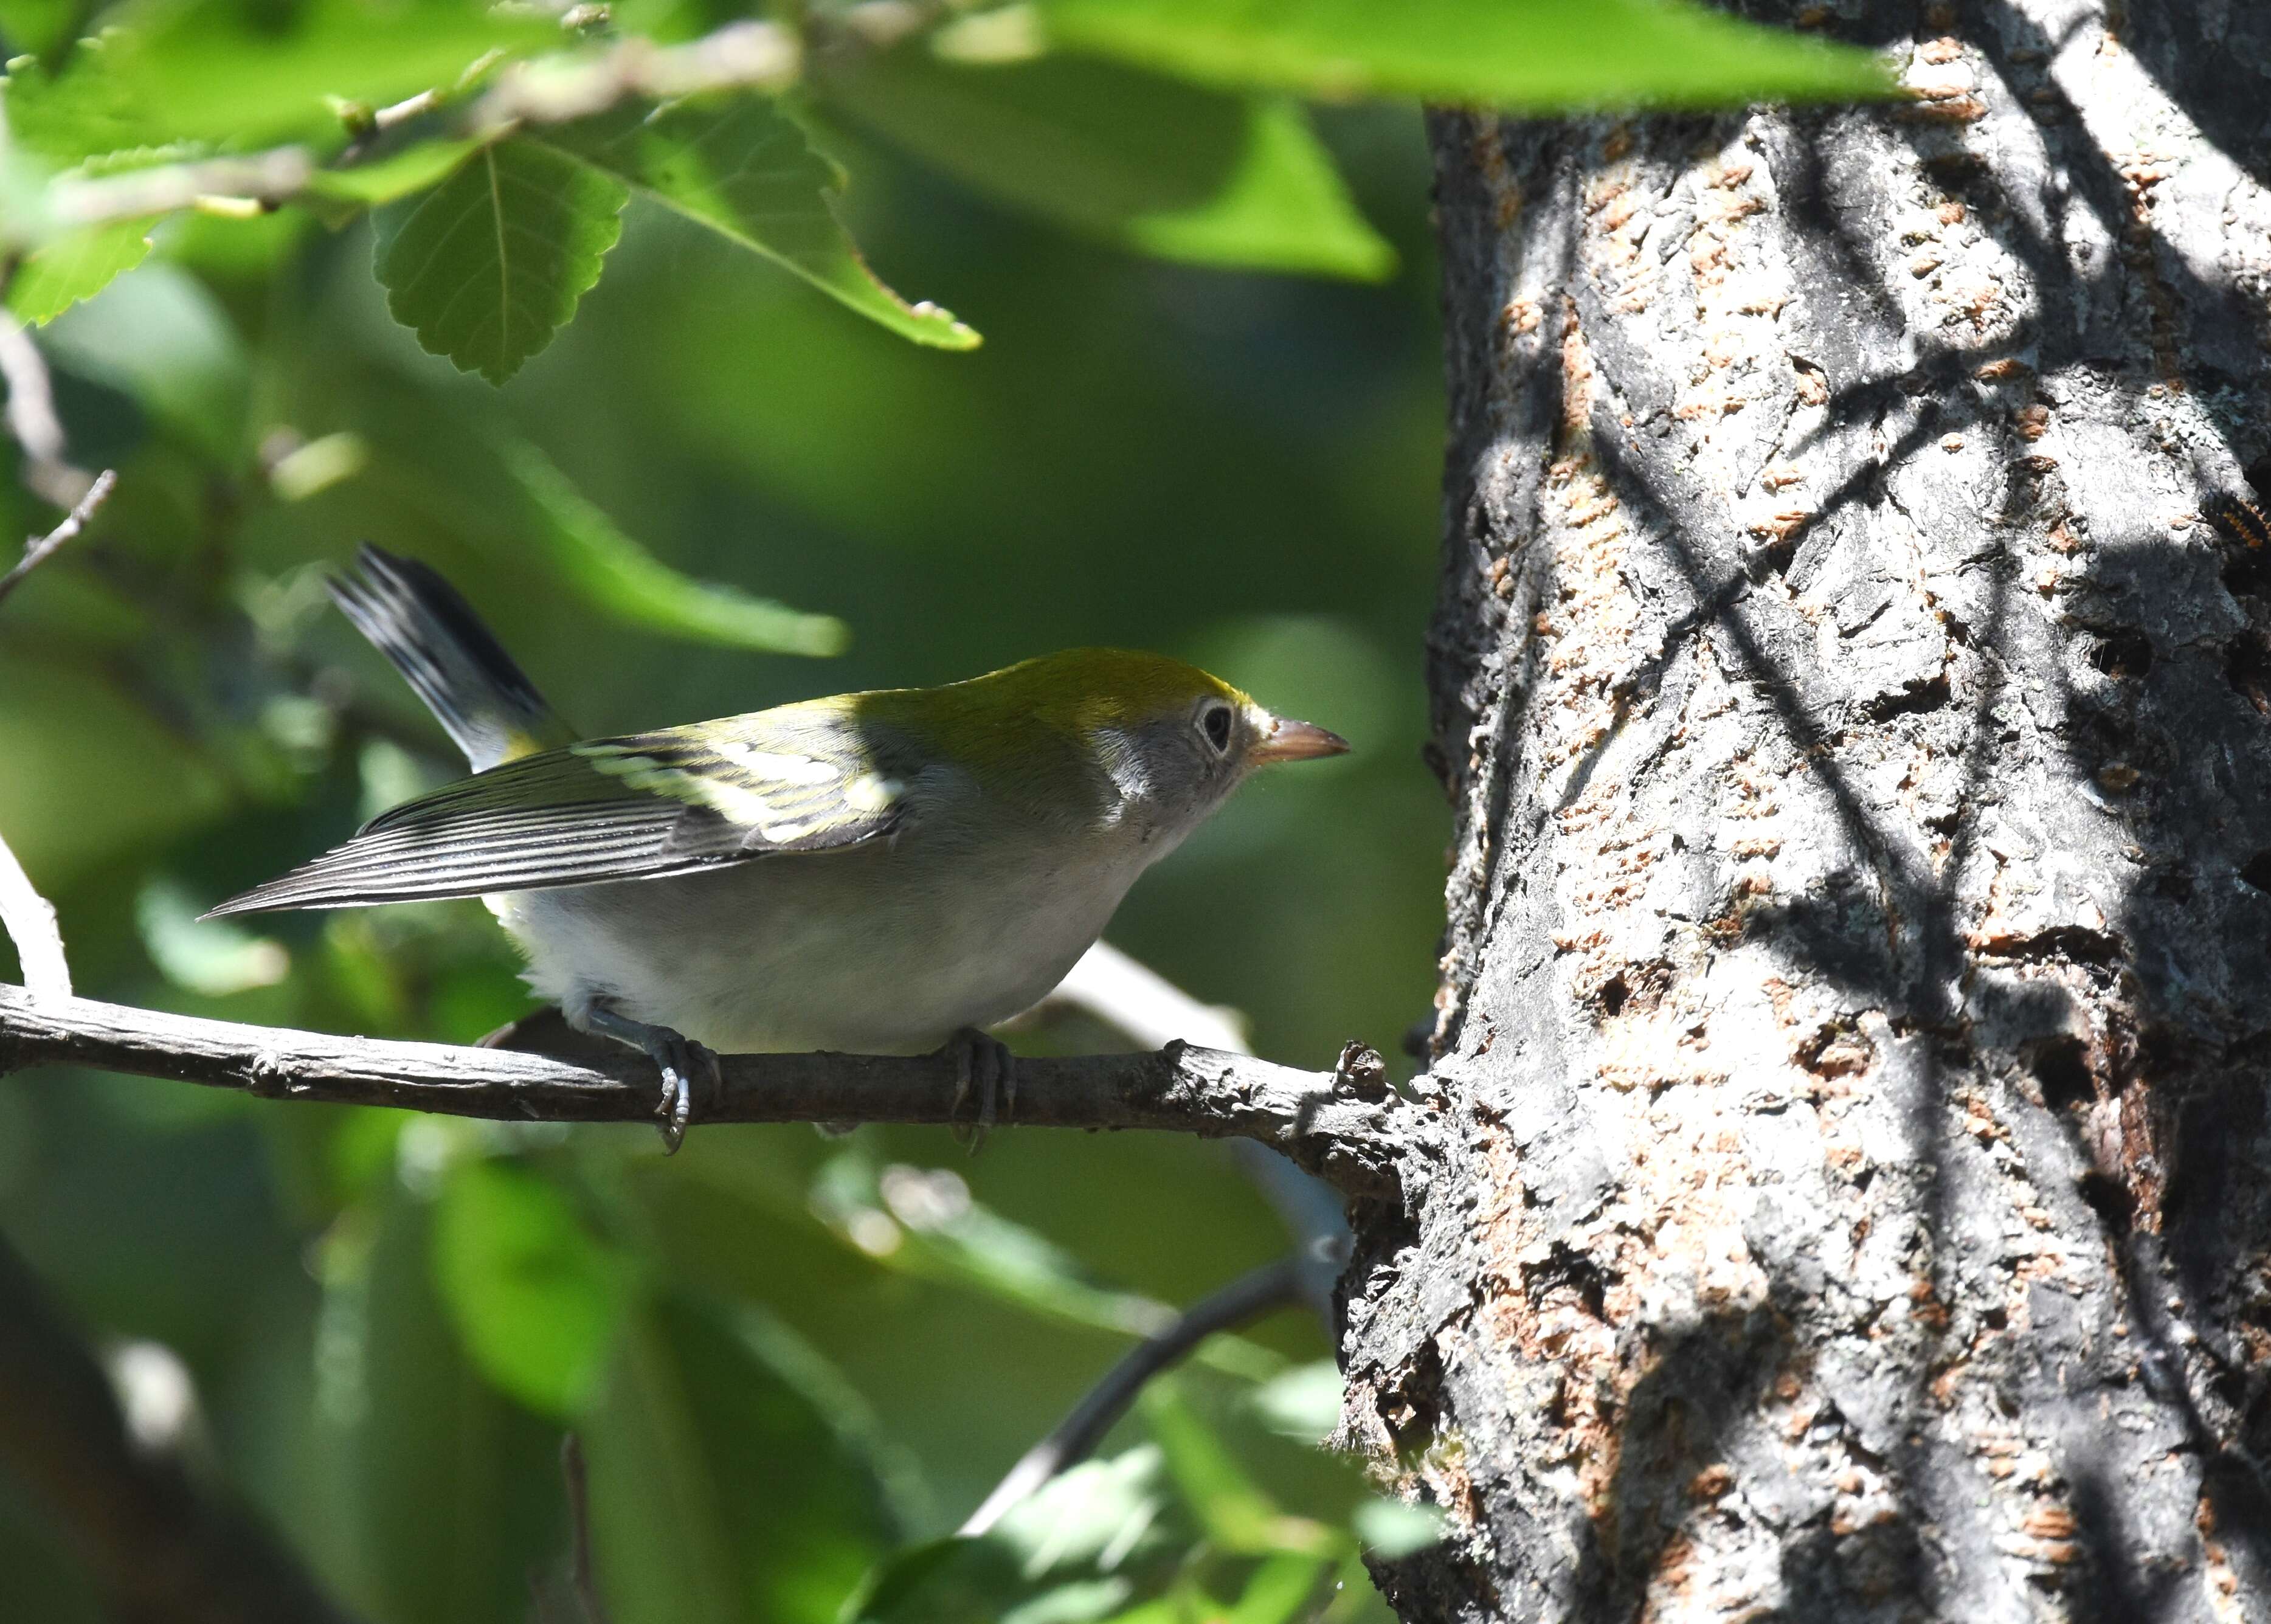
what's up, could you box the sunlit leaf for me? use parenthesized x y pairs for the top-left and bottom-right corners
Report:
(432, 1156), (629, 1415)
(1039, 0), (1894, 109)
(535, 95), (980, 350)
(493, 434), (849, 655)
(846, 1448), (1183, 1624)
(136, 876), (289, 997)
(5, 216), (153, 324)
(821, 51), (1392, 280)
(1248, 1359), (1343, 1444)
(306, 137), (485, 207)
(20, 0), (548, 156)
(582, 1291), (902, 1624)
(375, 139), (627, 385)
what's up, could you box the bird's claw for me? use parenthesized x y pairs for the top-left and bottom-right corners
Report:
(944, 1028), (1015, 1154)
(652, 1032), (721, 1154)
(586, 1005), (718, 1154)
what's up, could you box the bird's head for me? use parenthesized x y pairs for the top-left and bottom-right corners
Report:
(971, 648), (1349, 843)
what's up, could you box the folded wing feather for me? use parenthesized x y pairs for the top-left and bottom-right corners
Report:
(205, 719), (910, 916)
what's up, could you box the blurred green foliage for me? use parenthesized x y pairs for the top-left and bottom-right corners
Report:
(0, 3), (1889, 1619)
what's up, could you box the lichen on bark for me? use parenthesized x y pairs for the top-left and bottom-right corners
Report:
(1341, 4), (2271, 1619)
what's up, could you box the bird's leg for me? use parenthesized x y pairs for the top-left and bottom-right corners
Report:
(942, 1027), (1016, 1153)
(585, 1004), (721, 1153)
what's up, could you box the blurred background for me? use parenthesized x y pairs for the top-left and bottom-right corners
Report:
(0, 82), (1451, 1622)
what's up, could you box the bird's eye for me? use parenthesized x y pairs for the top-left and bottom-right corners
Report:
(1201, 703), (1234, 754)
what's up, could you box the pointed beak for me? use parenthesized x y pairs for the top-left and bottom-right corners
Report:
(1250, 714), (1350, 765)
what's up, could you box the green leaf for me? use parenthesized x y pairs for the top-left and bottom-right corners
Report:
(1139, 1382), (1335, 1557)
(1223, 1552), (1333, 1624)
(432, 1156), (629, 1416)
(324, 1187), (570, 1624)
(821, 51), (1391, 280)
(376, 139), (626, 385)
(306, 137), (485, 209)
(492, 434), (850, 655)
(1039, 0), (1895, 110)
(846, 1448), (1183, 1624)
(135, 876), (289, 996)
(581, 1292), (902, 1624)
(534, 95), (980, 350)
(0, 0), (77, 57)
(19, 0), (549, 157)
(5, 216), (153, 325)
(1247, 1359), (1343, 1444)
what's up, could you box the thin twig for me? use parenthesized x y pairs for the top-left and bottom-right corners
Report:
(560, 1433), (610, 1624)
(0, 322), (88, 508)
(0, 842), (70, 998)
(49, 150), (316, 228)
(0, 987), (1419, 1198)
(0, 466), (117, 612)
(958, 1259), (1306, 1537)
(474, 21), (800, 130)
(0, 461), (108, 997)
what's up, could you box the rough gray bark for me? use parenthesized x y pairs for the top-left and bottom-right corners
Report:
(1337, 2), (2271, 1618)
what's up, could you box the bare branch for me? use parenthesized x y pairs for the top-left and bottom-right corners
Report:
(0, 466), (116, 612)
(0, 842), (71, 999)
(475, 21), (800, 129)
(1041, 939), (1251, 1054)
(0, 322), (89, 509)
(0, 456), (109, 1000)
(0, 988), (1420, 1199)
(959, 1259), (1305, 1537)
(49, 150), (317, 228)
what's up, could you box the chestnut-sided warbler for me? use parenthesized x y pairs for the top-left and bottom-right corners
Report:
(212, 547), (1348, 1146)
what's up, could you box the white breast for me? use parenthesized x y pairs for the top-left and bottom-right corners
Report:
(488, 824), (1161, 1056)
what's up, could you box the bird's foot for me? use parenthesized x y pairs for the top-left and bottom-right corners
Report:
(942, 1027), (1015, 1153)
(586, 1006), (721, 1153)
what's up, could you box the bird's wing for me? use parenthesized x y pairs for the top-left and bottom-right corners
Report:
(206, 713), (914, 915)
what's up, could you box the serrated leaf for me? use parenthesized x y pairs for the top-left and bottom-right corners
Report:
(582, 1293), (902, 1624)
(376, 139), (626, 385)
(1040, 0), (1894, 110)
(536, 96), (980, 350)
(432, 1156), (629, 1416)
(491, 433), (849, 655)
(823, 51), (1391, 280)
(5, 216), (153, 324)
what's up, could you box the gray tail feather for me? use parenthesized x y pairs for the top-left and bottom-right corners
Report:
(331, 543), (570, 771)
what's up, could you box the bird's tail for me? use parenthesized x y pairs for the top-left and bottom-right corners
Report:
(330, 543), (574, 772)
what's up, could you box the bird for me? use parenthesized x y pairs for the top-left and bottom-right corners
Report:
(210, 545), (1349, 1148)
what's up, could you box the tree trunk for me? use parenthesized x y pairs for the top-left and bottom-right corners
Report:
(1339, 3), (2271, 1618)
